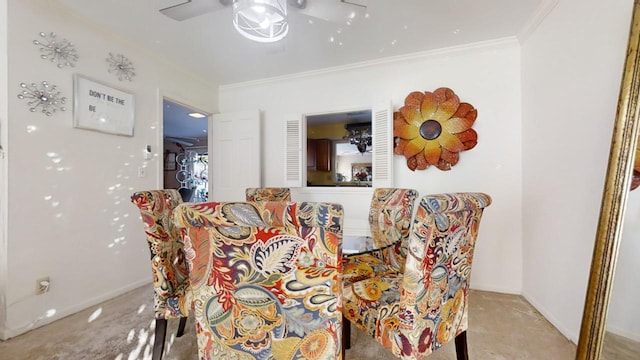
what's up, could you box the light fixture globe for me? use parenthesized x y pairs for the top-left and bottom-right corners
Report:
(233, 0), (288, 43)
(356, 141), (368, 154)
(345, 123), (373, 154)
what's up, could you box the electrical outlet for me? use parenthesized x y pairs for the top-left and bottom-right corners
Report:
(36, 277), (50, 295)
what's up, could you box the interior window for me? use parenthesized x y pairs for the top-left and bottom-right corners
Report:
(284, 103), (392, 189)
(306, 110), (372, 187)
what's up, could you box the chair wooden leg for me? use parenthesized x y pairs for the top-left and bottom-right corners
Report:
(454, 331), (469, 360)
(153, 318), (168, 360)
(343, 315), (351, 349)
(176, 316), (188, 337)
(342, 315), (351, 357)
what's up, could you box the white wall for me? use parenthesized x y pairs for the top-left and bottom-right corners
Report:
(521, 0), (634, 343)
(0, 0), (9, 334)
(0, 0), (218, 339)
(607, 189), (640, 341)
(220, 39), (524, 294)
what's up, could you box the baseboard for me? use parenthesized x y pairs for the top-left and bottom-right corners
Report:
(469, 282), (521, 295)
(605, 325), (640, 343)
(1, 279), (151, 340)
(521, 290), (577, 344)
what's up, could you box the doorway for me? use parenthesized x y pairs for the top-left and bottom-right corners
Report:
(162, 98), (209, 202)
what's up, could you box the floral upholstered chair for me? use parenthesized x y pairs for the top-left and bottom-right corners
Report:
(172, 201), (344, 360)
(343, 193), (492, 360)
(341, 188), (418, 351)
(245, 187), (291, 202)
(130, 190), (191, 360)
(342, 188), (418, 287)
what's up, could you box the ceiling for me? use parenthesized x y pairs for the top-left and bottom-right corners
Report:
(53, 0), (544, 139)
(163, 99), (208, 143)
(307, 109), (371, 126)
(55, 0), (544, 85)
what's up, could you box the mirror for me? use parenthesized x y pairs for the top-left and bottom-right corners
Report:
(306, 110), (373, 187)
(576, 2), (640, 359)
(601, 193), (640, 358)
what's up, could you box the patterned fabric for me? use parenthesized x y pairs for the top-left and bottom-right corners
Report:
(245, 187), (291, 202)
(131, 190), (191, 319)
(342, 242), (404, 287)
(172, 201), (344, 360)
(343, 193), (491, 359)
(344, 274), (403, 336)
(369, 188), (418, 248)
(343, 188), (418, 287)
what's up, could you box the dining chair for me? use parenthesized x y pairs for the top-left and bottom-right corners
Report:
(245, 187), (291, 201)
(342, 188), (418, 287)
(343, 192), (492, 360)
(172, 201), (344, 360)
(131, 189), (191, 360)
(341, 188), (418, 352)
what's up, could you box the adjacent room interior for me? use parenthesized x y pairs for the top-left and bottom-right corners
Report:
(0, 0), (639, 359)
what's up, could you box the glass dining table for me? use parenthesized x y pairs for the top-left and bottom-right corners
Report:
(342, 235), (374, 254)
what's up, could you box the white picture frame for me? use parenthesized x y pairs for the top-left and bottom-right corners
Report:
(73, 74), (135, 136)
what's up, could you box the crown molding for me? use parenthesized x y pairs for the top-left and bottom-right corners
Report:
(517, 0), (560, 43)
(220, 37), (520, 91)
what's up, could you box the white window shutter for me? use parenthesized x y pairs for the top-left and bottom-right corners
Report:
(372, 102), (393, 188)
(284, 115), (303, 187)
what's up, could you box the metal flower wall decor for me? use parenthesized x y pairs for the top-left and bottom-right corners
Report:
(631, 145), (640, 190)
(33, 32), (78, 68)
(393, 87), (478, 171)
(107, 53), (136, 81)
(17, 82), (67, 116)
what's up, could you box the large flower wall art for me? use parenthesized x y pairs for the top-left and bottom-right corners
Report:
(631, 144), (640, 190)
(394, 87), (478, 171)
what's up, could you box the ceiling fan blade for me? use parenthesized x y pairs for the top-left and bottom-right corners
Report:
(165, 136), (198, 146)
(298, 0), (367, 23)
(160, 0), (226, 21)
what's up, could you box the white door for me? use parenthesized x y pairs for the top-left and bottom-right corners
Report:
(210, 110), (261, 201)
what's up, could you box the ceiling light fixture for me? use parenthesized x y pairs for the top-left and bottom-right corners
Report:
(233, 0), (288, 43)
(345, 123), (372, 154)
(188, 112), (206, 118)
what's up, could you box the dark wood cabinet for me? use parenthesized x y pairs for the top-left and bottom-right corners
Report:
(307, 138), (316, 170)
(307, 138), (331, 171)
(316, 139), (330, 171)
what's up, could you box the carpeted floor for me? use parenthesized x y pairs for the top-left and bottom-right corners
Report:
(0, 285), (579, 359)
(602, 331), (640, 360)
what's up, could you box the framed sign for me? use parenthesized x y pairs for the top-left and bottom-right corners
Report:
(73, 74), (135, 136)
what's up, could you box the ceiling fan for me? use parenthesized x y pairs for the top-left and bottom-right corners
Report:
(165, 136), (200, 147)
(159, 0), (367, 26)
